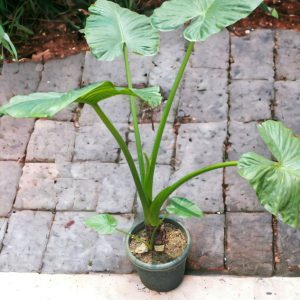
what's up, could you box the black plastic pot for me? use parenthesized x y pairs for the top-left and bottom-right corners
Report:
(126, 218), (191, 292)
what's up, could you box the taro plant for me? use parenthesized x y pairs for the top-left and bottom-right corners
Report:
(0, 0), (299, 254)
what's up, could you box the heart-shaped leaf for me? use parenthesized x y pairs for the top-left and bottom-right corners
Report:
(238, 121), (300, 228)
(166, 196), (204, 218)
(151, 0), (262, 41)
(85, 214), (118, 234)
(0, 82), (162, 118)
(85, 0), (160, 61)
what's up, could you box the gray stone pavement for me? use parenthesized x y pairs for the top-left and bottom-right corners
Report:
(0, 29), (299, 276)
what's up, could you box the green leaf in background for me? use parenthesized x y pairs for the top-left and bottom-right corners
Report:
(0, 82), (162, 118)
(0, 24), (17, 60)
(151, 0), (262, 42)
(84, 0), (160, 61)
(259, 3), (279, 19)
(238, 121), (300, 228)
(85, 214), (118, 234)
(166, 196), (204, 218)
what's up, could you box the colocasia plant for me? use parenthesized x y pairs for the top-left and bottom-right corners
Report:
(0, 0), (299, 252)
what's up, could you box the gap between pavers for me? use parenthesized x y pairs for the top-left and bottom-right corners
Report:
(0, 273), (299, 300)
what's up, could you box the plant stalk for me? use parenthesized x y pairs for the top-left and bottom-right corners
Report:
(91, 103), (151, 224)
(146, 41), (195, 200)
(149, 161), (238, 225)
(123, 45), (146, 190)
(149, 219), (163, 250)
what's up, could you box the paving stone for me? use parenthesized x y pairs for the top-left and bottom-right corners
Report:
(37, 53), (85, 121)
(74, 123), (128, 162)
(225, 168), (264, 212)
(26, 120), (76, 163)
(231, 30), (274, 80)
(176, 122), (227, 168)
(0, 78), (10, 105)
(136, 164), (172, 218)
(0, 62), (40, 161)
(94, 164), (135, 214)
(0, 218), (8, 249)
(0, 211), (53, 272)
(184, 214), (225, 271)
(226, 212), (273, 276)
(55, 178), (99, 211)
(15, 162), (135, 213)
(173, 122), (226, 213)
(178, 68), (228, 122)
(149, 29), (186, 96)
(229, 80), (273, 122)
(65, 162), (135, 214)
(91, 215), (134, 273)
(124, 123), (175, 165)
(42, 212), (134, 273)
(14, 163), (59, 210)
(170, 169), (224, 213)
(0, 116), (34, 161)
(0, 162), (22, 216)
(190, 30), (229, 69)
(276, 30), (300, 80)
(227, 121), (271, 161)
(277, 221), (300, 275)
(79, 95), (130, 125)
(0, 61), (42, 104)
(82, 52), (151, 86)
(38, 53), (84, 92)
(274, 81), (300, 133)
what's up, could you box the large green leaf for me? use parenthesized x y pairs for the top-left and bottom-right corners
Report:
(166, 196), (204, 218)
(84, 0), (159, 61)
(85, 214), (118, 234)
(151, 0), (262, 41)
(238, 121), (300, 228)
(0, 82), (162, 118)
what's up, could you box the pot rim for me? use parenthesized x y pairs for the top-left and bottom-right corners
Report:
(126, 217), (191, 272)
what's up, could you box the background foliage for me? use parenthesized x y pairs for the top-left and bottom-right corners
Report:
(0, 0), (93, 40)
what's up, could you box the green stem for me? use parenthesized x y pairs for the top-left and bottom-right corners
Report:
(149, 219), (164, 250)
(146, 41), (195, 200)
(91, 103), (151, 224)
(149, 161), (238, 225)
(123, 45), (146, 191)
(116, 228), (150, 249)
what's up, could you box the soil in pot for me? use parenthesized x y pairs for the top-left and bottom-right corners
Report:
(129, 223), (187, 264)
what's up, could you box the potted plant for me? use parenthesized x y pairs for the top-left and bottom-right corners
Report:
(1, 0), (299, 292)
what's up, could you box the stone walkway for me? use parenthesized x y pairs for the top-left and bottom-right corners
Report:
(0, 29), (299, 276)
(1, 273), (300, 300)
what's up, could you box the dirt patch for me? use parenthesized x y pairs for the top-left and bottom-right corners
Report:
(129, 223), (187, 264)
(15, 21), (89, 62)
(232, 0), (300, 36)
